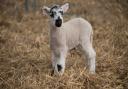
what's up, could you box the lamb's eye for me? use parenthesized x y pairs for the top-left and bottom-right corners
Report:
(59, 11), (63, 15)
(50, 13), (54, 17)
(50, 12), (56, 17)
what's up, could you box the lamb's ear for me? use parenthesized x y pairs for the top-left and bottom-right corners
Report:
(61, 3), (69, 13)
(42, 6), (50, 16)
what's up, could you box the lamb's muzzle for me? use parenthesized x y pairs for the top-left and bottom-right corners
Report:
(55, 17), (62, 27)
(42, 3), (96, 76)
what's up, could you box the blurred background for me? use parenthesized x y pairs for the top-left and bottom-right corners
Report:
(0, 0), (128, 89)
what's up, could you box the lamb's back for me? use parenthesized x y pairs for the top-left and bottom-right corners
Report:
(62, 18), (92, 49)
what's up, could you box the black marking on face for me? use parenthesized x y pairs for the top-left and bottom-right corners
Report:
(59, 11), (63, 15)
(50, 11), (55, 17)
(50, 5), (60, 12)
(49, 5), (63, 18)
(57, 64), (62, 72)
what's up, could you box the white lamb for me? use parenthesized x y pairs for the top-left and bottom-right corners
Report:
(42, 3), (96, 75)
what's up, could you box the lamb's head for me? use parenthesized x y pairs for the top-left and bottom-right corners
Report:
(42, 3), (69, 27)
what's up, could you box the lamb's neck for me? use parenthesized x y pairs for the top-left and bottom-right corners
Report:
(50, 24), (62, 33)
(50, 25), (61, 39)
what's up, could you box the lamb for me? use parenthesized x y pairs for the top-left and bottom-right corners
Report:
(42, 3), (96, 75)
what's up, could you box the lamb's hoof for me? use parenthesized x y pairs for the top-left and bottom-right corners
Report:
(54, 70), (64, 76)
(54, 71), (64, 76)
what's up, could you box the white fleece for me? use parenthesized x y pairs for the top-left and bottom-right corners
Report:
(49, 17), (96, 75)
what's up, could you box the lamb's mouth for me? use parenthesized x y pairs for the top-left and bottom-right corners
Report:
(55, 19), (62, 27)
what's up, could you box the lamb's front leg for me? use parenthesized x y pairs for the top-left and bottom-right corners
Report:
(51, 48), (67, 76)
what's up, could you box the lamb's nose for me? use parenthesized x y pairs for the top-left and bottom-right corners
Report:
(55, 17), (62, 27)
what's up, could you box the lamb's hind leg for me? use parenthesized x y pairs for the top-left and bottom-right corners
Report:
(81, 43), (96, 74)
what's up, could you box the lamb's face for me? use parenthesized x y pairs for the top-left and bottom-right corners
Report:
(49, 5), (63, 27)
(42, 3), (69, 27)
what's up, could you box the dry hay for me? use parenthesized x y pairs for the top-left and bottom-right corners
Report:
(0, 0), (128, 89)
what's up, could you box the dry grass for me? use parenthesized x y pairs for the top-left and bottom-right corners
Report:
(0, 0), (128, 89)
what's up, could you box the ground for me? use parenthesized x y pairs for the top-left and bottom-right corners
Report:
(0, 0), (128, 89)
